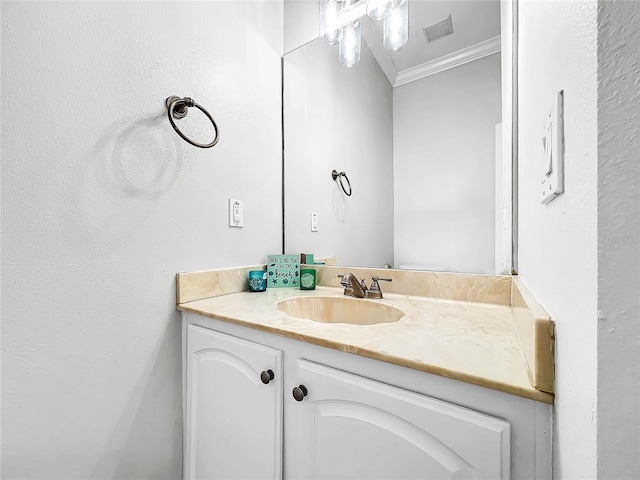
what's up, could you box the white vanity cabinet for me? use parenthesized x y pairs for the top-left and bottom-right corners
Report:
(184, 324), (283, 480)
(287, 359), (510, 479)
(183, 313), (552, 480)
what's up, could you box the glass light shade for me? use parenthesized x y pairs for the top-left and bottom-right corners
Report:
(320, 0), (343, 45)
(338, 20), (361, 67)
(367, 0), (396, 20)
(383, 0), (408, 51)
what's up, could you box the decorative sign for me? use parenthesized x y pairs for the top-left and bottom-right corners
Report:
(267, 255), (300, 288)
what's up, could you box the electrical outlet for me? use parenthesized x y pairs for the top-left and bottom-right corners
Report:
(229, 199), (243, 228)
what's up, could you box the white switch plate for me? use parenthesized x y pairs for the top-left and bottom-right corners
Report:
(311, 212), (318, 232)
(229, 199), (243, 227)
(540, 90), (564, 204)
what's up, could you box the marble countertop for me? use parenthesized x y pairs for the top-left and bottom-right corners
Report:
(177, 284), (554, 404)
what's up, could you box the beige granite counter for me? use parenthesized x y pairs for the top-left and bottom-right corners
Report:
(176, 265), (555, 404)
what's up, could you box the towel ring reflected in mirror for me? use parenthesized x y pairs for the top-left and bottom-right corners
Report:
(331, 169), (352, 196)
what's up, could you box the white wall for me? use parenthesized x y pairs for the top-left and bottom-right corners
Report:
(1, 1), (283, 478)
(517, 1), (599, 477)
(519, 1), (640, 477)
(284, 38), (394, 267)
(393, 54), (502, 273)
(596, 1), (640, 478)
(284, 0), (318, 54)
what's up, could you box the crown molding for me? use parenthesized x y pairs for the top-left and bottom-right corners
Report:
(394, 35), (501, 87)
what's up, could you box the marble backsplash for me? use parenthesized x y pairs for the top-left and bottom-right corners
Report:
(177, 264), (513, 305)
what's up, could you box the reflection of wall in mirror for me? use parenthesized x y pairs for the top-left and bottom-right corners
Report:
(284, 39), (395, 268)
(393, 53), (502, 274)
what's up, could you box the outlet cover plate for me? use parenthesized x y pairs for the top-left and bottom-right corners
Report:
(229, 199), (243, 228)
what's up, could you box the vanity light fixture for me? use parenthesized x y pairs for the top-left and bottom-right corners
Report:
(366, 0), (396, 20)
(339, 20), (362, 67)
(319, 0), (410, 67)
(319, 0), (343, 45)
(383, 0), (409, 51)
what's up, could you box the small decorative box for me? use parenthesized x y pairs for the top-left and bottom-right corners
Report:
(300, 253), (314, 265)
(267, 255), (300, 288)
(248, 270), (267, 292)
(300, 268), (316, 290)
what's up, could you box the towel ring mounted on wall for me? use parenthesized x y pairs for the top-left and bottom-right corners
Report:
(165, 96), (220, 149)
(331, 169), (352, 196)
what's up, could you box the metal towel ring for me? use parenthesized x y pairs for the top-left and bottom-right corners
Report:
(331, 169), (352, 196)
(165, 96), (220, 148)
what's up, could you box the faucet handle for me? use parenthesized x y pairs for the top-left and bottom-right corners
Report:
(367, 276), (392, 299)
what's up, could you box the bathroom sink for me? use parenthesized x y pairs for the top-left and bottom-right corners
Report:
(276, 296), (404, 325)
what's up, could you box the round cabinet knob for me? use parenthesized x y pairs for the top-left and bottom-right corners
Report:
(292, 385), (308, 402)
(260, 369), (275, 385)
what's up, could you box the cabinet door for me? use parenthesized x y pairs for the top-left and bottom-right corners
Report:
(287, 360), (510, 480)
(185, 324), (282, 480)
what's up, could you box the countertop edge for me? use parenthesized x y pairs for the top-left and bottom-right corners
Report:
(177, 300), (554, 405)
(512, 277), (556, 394)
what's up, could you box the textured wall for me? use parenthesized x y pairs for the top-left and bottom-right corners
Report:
(1, 1), (283, 478)
(517, 1), (599, 478)
(596, 0), (640, 477)
(393, 54), (502, 273)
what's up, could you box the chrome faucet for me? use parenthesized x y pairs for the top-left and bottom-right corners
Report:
(338, 273), (393, 299)
(338, 273), (367, 298)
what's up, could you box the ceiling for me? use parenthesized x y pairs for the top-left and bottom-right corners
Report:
(360, 0), (501, 86)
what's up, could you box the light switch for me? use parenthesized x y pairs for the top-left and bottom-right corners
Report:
(229, 199), (243, 227)
(311, 212), (318, 232)
(540, 91), (564, 204)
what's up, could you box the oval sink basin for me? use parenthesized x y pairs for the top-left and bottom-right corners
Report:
(276, 296), (404, 325)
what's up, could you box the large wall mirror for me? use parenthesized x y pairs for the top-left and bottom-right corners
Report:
(283, 0), (516, 275)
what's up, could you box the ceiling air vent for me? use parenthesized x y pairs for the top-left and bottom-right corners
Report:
(423, 14), (454, 43)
